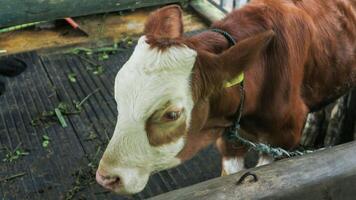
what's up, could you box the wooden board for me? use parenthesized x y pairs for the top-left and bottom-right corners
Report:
(150, 141), (356, 200)
(0, 8), (206, 55)
(190, 0), (226, 22)
(0, 0), (188, 28)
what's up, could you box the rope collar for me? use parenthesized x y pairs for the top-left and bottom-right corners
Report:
(209, 28), (245, 143)
(211, 28), (237, 47)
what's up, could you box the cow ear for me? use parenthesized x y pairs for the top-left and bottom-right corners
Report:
(144, 5), (183, 39)
(218, 30), (275, 79)
(193, 30), (275, 98)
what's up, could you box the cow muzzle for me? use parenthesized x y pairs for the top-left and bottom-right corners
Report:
(95, 164), (150, 194)
(96, 169), (121, 191)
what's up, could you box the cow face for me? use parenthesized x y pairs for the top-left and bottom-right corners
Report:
(96, 5), (274, 195)
(96, 35), (196, 194)
(96, 5), (197, 194)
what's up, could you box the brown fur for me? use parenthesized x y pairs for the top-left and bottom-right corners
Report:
(144, 5), (185, 50)
(146, 115), (187, 146)
(144, 0), (356, 163)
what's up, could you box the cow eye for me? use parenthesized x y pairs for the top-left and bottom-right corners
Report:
(163, 110), (182, 121)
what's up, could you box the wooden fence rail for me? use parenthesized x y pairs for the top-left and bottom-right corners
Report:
(150, 141), (356, 200)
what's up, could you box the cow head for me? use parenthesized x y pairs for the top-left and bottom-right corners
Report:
(96, 5), (274, 194)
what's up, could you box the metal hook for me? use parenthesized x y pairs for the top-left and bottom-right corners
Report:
(236, 171), (258, 185)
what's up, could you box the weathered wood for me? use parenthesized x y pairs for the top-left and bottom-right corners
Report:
(301, 111), (325, 147)
(341, 89), (356, 143)
(0, 0), (186, 28)
(0, 9), (206, 55)
(190, 0), (226, 22)
(150, 141), (356, 200)
(302, 89), (356, 148)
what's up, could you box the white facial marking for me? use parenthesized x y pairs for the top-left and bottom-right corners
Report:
(222, 157), (245, 175)
(100, 36), (197, 194)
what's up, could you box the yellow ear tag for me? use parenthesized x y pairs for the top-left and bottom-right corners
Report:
(224, 73), (244, 88)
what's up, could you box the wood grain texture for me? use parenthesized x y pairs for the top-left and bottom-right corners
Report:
(150, 141), (356, 200)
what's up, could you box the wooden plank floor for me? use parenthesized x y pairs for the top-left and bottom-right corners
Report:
(0, 43), (221, 199)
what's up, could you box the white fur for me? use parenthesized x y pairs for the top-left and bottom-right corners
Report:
(222, 154), (273, 177)
(99, 36), (197, 194)
(222, 157), (245, 175)
(256, 154), (274, 167)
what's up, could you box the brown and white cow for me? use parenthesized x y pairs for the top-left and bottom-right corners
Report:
(96, 0), (356, 194)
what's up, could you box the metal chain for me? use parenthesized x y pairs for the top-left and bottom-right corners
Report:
(225, 84), (314, 159)
(224, 85), (314, 159)
(210, 28), (314, 159)
(225, 128), (314, 159)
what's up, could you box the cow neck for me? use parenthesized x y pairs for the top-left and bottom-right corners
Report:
(208, 28), (246, 140)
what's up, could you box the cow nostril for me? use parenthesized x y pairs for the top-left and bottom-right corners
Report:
(103, 176), (121, 188)
(104, 175), (120, 183)
(107, 176), (120, 186)
(96, 170), (121, 188)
